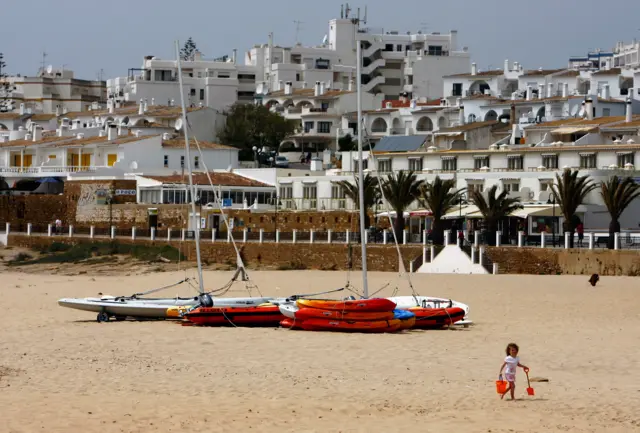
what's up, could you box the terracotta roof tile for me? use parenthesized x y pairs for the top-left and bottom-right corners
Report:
(554, 70), (581, 77)
(375, 143), (640, 156)
(445, 70), (504, 78)
(530, 116), (630, 128)
(592, 68), (622, 76)
(162, 138), (237, 150)
(0, 113), (23, 120)
(520, 69), (566, 77)
(436, 120), (498, 133)
(144, 172), (271, 187)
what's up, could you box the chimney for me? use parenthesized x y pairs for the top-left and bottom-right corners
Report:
(511, 92), (517, 101)
(410, 99), (417, 109)
(547, 83), (554, 98)
(143, 99), (148, 112)
(504, 59), (509, 72)
(151, 97), (155, 106)
(139, 99), (144, 115)
(284, 81), (293, 95)
(458, 105), (465, 125)
(513, 61), (519, 71)
(562, 83), (568, 98)
(19, 103), (25, 115)
(539, 83), (545, 99)
(319, 81), (326, 95)
(107, 124), (117, 140)
(24, 133), (32, 141)
(232, 48), (237, 64)
(108, 100), (114, 114)
(55, 105), (61, 116)
(526, 86), (532, 101)
(590, 80), (597, 96)
(471, 62), (477, 76)
(348, 79), (353, 91)
(99, 130), (106, 137)
(134, 130), (142, 137)
(310, 157), (323, 171)
(585, 97), (594, 120)
(456, 97), (462, 107)
(32, 126), (42, 142)
(57, 125), (68, 137)
(314, 81), (321, 96)
(302, 81), (307, 89)
(626, 97), (633, 123)
(278, 80), (284, 91)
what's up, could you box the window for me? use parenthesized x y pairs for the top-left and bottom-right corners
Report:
(331, 184), (346, 206)
(304, 121), (314, 133)
(194, 156), (199, 169)
(579, 154), (597, 169)
(180, 156), (185, 168)
(409, 158), (423, 172)
(238, 74), (256, 80)
(164, 155), (168, 168)
(317, 121), (332, 133)
(200, 89), (204, 101)
(218, 73), (230, 78)
(190, 89), (196, 96)
(508, 156), (523, 170)
(384, 44), (394, 52)
(396, 44), (403, 52)
(428, 45), (443, 56)
(474, 156), (490, 170)
(467, 183), (484, 196)
(602, 108), (611, 117)
(617, 153), (634, 167)
(503, 182), (520, 192)
(542, 155), (558, 169)
(378, 159), (391, 173)
(441, 157), (457, 171)
(353, 159), (368, 172)
(540, 180), (554, 191)
(303, 185), (317, 207)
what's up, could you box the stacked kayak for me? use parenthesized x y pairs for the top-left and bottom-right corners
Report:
(181, 303), (284, 327)
(278, 298), (415, 333)
(388, 296), (473, 328)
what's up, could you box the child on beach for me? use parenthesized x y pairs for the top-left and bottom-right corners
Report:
(498, 343), (529, 400)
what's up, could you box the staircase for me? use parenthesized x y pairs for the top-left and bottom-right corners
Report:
(362, 40), (384, 59)
(362, 58), (386, 75)
(362, 75), (386, 93)
(461, 244), (495, 274)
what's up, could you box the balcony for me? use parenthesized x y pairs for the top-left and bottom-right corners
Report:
(0, 166), (101, 175)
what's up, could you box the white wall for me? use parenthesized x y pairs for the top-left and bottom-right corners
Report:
(418, 245), (488, 274)
(410, 55), (470, 100)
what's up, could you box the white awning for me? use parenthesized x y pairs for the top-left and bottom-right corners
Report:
(441, 155), (457, 160)
(551, 126), (596, 134)
(443, 205), (479, 219)
(510, 205), (562, 218)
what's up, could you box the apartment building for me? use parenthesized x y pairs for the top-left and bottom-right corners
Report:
(2, 67), (105, 114)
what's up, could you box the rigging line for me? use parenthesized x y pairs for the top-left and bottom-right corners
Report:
(184, 119), (259, 293)
(361, 121), (420, 305)
(130, 278), (191, 297)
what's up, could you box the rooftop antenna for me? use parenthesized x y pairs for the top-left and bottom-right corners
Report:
(363, 5), (368, 25)
(345, 2), (351, 19)
(341, 3), (344, 19)
(293, 20), (304, 45)
(97, 68), (104, 81)
(40, 51), (48, 74)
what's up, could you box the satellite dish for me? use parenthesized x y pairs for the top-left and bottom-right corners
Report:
(175, 118), (184, 131)
(129, 161), (138, 170)
(46, 65), (53, 74)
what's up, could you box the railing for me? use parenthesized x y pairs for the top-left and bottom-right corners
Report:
(0, 166), (101, 174)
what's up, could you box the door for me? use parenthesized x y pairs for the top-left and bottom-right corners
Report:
(12, 154), (21, 167)
(148, 213), (158, 229)
(81, 154), (91, 168)
(23, 155), (33, 167)
(107, 154), (117, 167)
(210, 215), (220, 238)
(71, 154), (79, 167)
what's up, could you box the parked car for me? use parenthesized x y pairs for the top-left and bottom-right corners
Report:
(275, 156), (289, 168)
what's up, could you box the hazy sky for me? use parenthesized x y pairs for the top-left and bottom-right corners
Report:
(1, 0), (639, 80)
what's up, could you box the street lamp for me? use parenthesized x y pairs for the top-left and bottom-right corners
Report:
(252, 146), (258, 167)
(547, 194), (556, 247)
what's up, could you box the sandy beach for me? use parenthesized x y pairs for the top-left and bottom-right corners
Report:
(1, 267), (639, 433)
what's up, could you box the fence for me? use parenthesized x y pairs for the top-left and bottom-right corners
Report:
(2, 222), (639, 250)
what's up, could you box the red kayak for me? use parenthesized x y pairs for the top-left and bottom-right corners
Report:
(185, 305), (284, 326)
(408, 307), (465, 329)
(296, 298), (396, 312)
(283, 317), (409, 333)
(295, 307), (395, 321)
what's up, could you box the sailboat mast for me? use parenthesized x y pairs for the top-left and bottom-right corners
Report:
(175, 40), (205, 294)
(355, 38), (369, 298)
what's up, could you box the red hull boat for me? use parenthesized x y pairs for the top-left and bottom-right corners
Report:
(409, 307), (465, 329)
(185, 305), (284, 327)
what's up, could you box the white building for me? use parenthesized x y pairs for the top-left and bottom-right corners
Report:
(2, 67), (105, 114)
(248, 6), (470, 101)
(107, 51), (257, 113)
(0, 129), (239, 186)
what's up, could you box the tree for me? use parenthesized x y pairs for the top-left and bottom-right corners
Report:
(336, 173), (380, 230)
(381, 170), (424, 240)
(551, 169), (596, 248)
(338, 133), (356, 152)
(417, 176), (462, 245)
(217, 103), (297, 160)
(470, 184), (523, 246)
(0, 52), (14, 112)
(180, 38), (198, 61)
(600, 175), (640, 249)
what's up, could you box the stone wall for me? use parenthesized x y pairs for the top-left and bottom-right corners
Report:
(6, 234), (423, 273)
(0, 195), (67, 231)
(486, 247), (640, 276)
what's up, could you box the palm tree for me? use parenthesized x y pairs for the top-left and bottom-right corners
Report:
(470, 185), (523, 246)
(336, 173), (380, 231)
(600, 175), (640, 249)
(381, 170), (424, 240)
(417, 176), (462, 245)
(551, 169), (596, 248)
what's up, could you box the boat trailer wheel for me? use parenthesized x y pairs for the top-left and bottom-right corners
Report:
(97, 312), (110, 323)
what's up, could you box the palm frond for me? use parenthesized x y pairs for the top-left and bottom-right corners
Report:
(600, 175), (640, 220)
(416, 176), (462, 220)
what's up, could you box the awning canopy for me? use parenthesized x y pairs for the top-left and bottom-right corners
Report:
(443, 205), (479, 219)
(409, 209), (433, 217)
(551, 126), (596, 135)
(510, 205), (562, 218)
(376, 210), (410, 218)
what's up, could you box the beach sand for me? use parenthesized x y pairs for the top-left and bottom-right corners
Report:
(0, 268), (639, 433)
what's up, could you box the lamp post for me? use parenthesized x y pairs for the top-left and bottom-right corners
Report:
(458, 192), (468, 243)
(547, 195), (556, 247)
(252, 146), (258, 167)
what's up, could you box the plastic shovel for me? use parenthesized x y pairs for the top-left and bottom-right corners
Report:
(525, 371), (535, 396)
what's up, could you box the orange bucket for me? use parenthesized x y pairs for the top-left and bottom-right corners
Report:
(496, 379), (508, 394)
